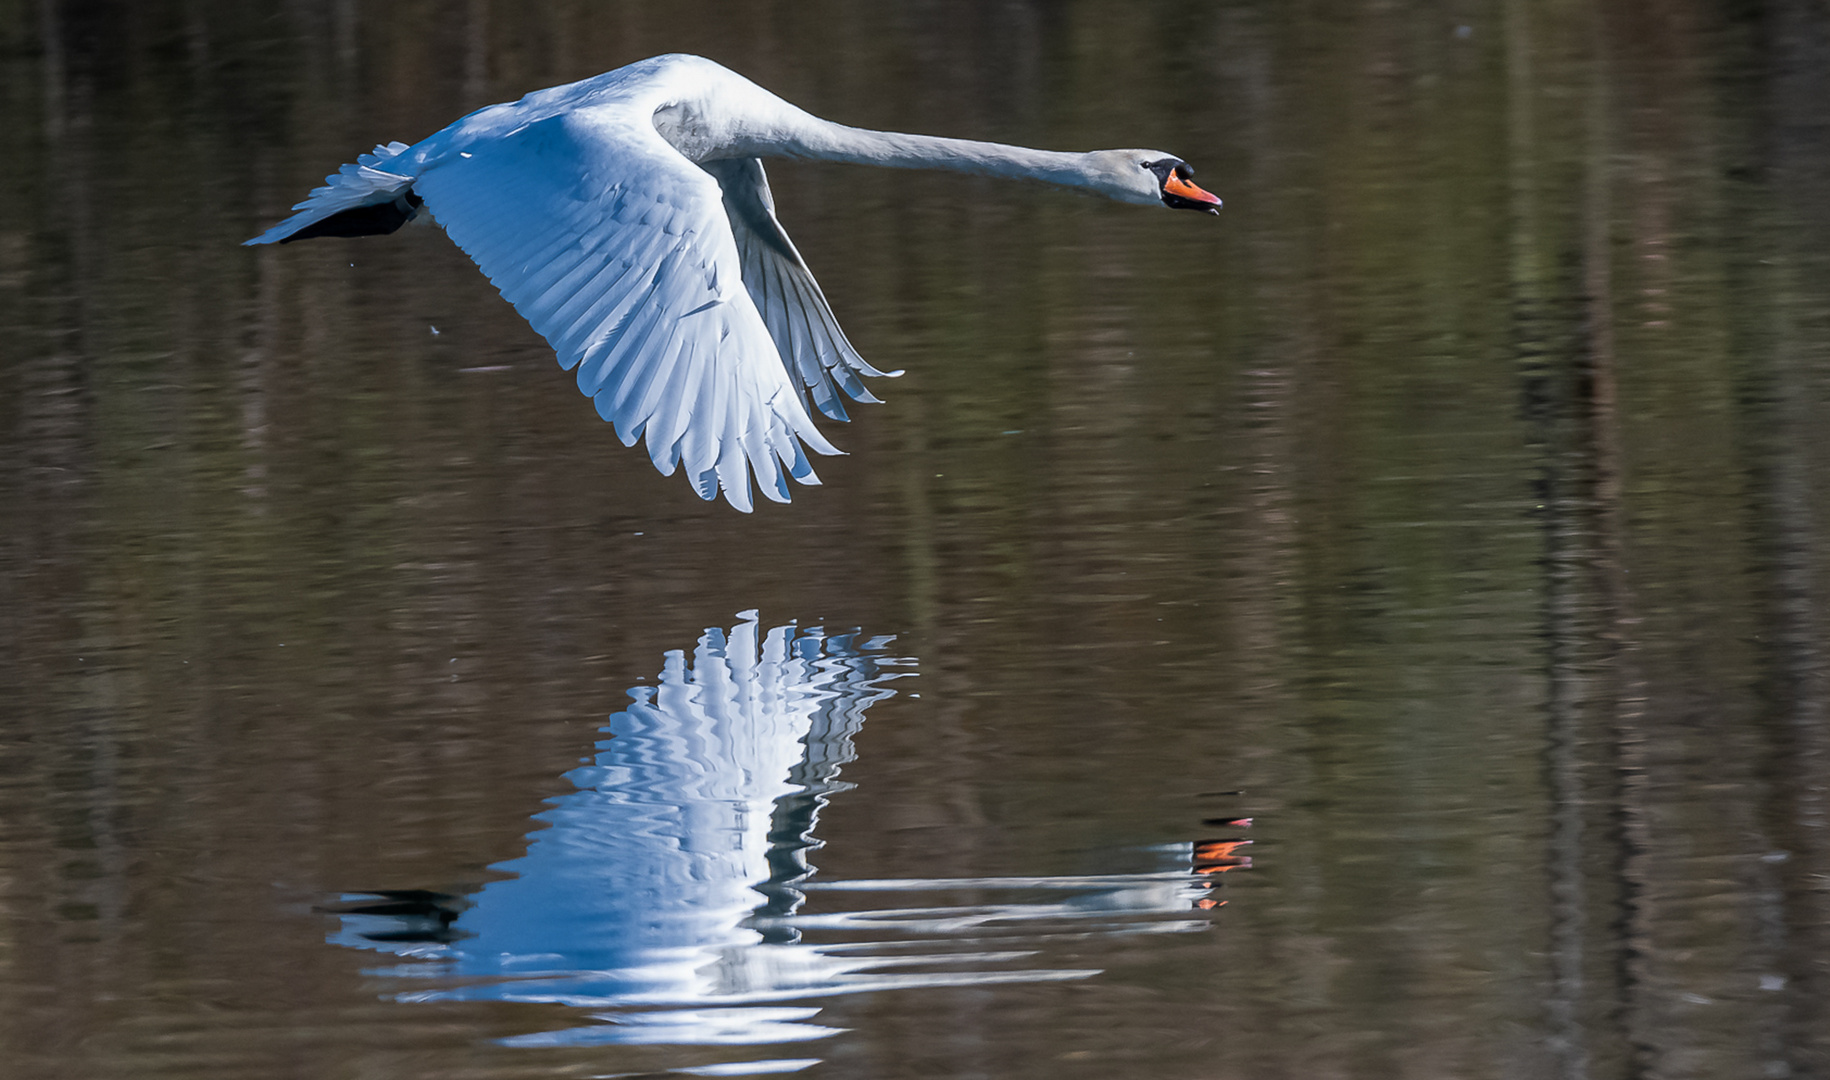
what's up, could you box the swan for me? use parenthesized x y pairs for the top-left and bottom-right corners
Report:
(247, 54), (1221, 511)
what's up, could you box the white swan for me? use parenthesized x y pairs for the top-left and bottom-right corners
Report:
(247, 54), (1221, 511)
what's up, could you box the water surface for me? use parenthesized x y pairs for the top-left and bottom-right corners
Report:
(3, 2), (1830, 1078)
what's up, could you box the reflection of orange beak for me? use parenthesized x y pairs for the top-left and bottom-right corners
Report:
(1194, 838), (1253, 874)
(1195, 839), (1252, 861)
(1164, 173), (1223, 208)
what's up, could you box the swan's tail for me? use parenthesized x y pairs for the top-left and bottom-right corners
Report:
(244, 141), (421, 246)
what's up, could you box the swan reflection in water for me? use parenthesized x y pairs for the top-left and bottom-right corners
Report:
(327, 612), (1243, 1054)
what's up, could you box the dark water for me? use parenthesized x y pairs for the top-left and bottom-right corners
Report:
(5, 2), (1830, 1078)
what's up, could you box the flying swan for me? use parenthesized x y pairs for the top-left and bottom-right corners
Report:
(247, 54), (1222, 511)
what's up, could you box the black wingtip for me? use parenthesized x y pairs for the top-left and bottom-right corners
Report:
(279, 191), (423, 244)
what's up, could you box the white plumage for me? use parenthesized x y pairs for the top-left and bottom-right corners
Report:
(248, 54), (1220, 510)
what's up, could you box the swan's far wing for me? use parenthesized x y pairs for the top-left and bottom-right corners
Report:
(411, 111), (837, 511)
(702, 158), (898, 423)
(244, 142), (416, 246)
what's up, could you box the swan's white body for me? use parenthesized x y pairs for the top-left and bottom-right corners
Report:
(248, 54), (1219, 510)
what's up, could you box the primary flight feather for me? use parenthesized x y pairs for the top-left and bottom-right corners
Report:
(247, 54), (1222, 511)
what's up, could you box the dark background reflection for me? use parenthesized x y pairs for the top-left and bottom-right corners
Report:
(3, 1), (1830, 1078)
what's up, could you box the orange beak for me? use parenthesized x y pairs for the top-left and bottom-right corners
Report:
(1164, 172), (1222, 210)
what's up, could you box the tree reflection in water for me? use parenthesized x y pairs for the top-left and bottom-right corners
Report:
(324, 612), (1234, 1051)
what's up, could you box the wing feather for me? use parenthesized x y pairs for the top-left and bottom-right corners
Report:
(648, 337), (710, 473)
(766, 252), (844, 419)
(715, 404), (750, 512)
(600, 303), (680, 444)
(243, 142), (416, 246)
(679, 360), (721, 485)
(699, 158), (898, 423)
(796, 270), (881, 404)
(559, 265), (664, 374)
(409, 110), (835, 510)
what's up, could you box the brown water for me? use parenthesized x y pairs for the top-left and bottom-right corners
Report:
(5, 2), (1830, 1078)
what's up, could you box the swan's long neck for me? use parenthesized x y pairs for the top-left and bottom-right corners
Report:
(674, 71), (1118, 193)
(776, 120), (1095, 188)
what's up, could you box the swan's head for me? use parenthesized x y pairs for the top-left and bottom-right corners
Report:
(1084, 150), (1223, 213)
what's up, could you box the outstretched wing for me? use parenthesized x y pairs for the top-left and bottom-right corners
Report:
(701, 158), (899, 422)
(411, 110), (838, 512)
(244, 142), (417, 246)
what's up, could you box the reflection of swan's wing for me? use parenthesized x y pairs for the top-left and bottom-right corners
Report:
(786, 630), (900, 795)
(701, 158), (896, 422)
(763, 630), (904, 915)
(413, 616), (906, 985)
(412, 114), (837, 511)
